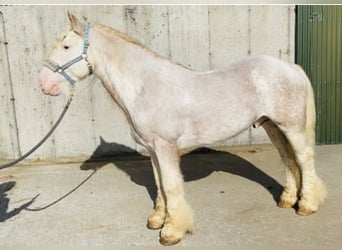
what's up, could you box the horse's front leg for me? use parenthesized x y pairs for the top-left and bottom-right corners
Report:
(147, 152), (166, 230)
(153, 140), (194, 245)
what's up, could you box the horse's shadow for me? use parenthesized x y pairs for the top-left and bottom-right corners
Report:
(80, 137), (283, 205)
(0, 181), (38, 222)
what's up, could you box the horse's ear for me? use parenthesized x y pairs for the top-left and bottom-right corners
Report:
(99, 136), (106, 144)
(67, 11), (85, 36)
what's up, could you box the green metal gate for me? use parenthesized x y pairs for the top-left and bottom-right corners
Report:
(296, 5), (342, 144)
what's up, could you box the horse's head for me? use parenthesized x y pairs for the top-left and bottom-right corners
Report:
(39, 12), (93, 96)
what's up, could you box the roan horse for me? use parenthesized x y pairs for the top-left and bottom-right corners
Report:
(39, 13), (326, 245)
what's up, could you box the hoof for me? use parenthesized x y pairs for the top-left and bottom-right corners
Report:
(147, 218), (164, 230)
(147, 211), (165, 230)
(297, 198), (318, 216)
(278, 189), (297, 209)
(159, 234), (181, 246)
(159, 222), (193, 246)
(296, 207), (316, 216)
(277, 200), (295, 209)
(159, 221), (189, 246)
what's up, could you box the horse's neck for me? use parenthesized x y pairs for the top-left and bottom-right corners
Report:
(90, 26), (167, 111)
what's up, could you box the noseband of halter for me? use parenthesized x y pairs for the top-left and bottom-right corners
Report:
(43, 23), (93, 85)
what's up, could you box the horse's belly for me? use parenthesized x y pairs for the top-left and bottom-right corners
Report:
(176, 113), (255, 149)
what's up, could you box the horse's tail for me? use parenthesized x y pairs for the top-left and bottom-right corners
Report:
(293, 65), (316, 148)
(294, 64), (327, 204)
(304, 69), (316, 148)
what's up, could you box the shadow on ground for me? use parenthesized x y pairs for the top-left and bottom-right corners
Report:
(0, 181), (38, 222)
(80, 137), (283, 205)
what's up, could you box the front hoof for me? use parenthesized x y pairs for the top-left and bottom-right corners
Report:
(159, 223), (186, 246)
(147, 216), (164, 230)
(159, 235), (181, 246)
(147, 210), (165, 230)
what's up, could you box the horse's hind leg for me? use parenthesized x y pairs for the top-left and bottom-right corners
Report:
(262, 120), (301, 208)
(283, 64), (327, 215)
(282, 129), (326, 215)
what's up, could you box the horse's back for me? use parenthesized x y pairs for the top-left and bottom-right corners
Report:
(234, 55), (305, 84)
(194, 55), (308, 113)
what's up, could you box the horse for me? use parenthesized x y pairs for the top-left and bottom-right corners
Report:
(39, 12), (326, 245)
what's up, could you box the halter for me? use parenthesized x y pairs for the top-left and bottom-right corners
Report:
(43, 23), (93, 85)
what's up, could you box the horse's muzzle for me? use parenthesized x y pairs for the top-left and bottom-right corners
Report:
(39, 79), (61, 96)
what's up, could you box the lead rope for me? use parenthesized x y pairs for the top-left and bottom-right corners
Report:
(0, 87), (74, 170)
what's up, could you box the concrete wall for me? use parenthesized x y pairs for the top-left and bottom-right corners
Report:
(0, 5), (295, 160)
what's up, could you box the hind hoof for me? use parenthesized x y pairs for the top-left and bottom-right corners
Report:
(278, 200), (295, 208)
(278, 189), (297, 209)
(297, 198), (318, 216)
(297, 207), (316, 216)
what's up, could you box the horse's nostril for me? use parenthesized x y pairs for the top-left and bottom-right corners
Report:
(39, 80), (47, 93)
(39, 79), (43, 88)
(39, 79), (48, 91)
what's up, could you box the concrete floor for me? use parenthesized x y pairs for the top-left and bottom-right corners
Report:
(0, 144), (341, 247)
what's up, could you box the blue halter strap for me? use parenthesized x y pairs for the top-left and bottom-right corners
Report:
(44, 23), (93, 85)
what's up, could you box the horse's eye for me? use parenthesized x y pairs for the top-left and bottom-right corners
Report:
(63, 45), (70, 50)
